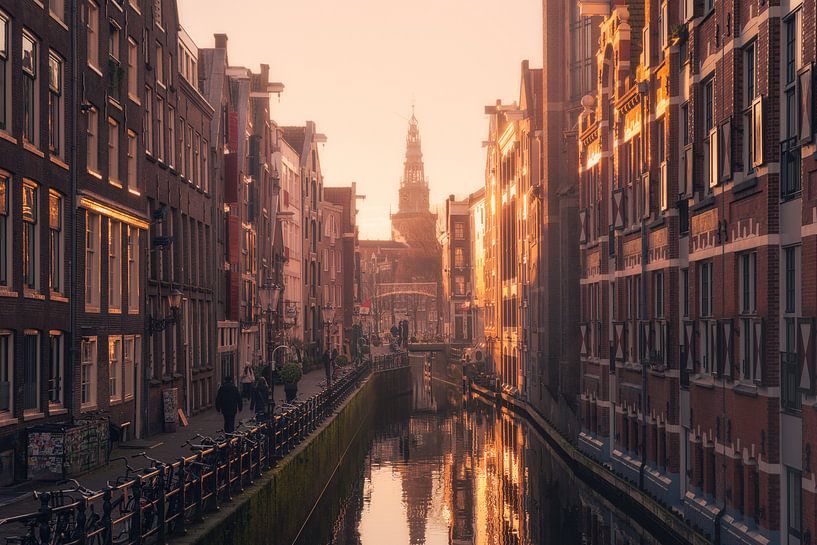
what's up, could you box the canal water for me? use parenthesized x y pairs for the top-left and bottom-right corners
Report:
(294, 355), (674, 545)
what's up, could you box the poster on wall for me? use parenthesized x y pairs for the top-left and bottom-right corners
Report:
(163, 388), (179, 432)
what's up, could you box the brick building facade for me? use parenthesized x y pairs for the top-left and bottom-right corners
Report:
(576, 0), (817, 543)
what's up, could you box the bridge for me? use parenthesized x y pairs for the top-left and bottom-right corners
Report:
(407, 342), (448, 352)
(374, 282), (437, 298)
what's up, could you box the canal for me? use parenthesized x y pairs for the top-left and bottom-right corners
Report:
(293, 355), (676, 545)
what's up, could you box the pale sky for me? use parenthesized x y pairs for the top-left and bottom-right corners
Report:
(178, 0), (543, 239)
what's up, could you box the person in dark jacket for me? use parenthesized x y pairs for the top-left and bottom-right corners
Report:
(215, 376), (242, 433)
(252, 377), (270, 417)
(322, 349), (332, 387)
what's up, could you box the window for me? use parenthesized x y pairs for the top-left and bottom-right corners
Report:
(654, 271), (664, 318)
(739, 252), (757, 314)
(681, 103), (689, 146)
(108, 220), (121, 311)
(127, 130), (137, 191)
(153, 0), (163, 29)
(144, 87), (152, 154)
(202, 140), (208, 192)
(704, 78), (714, 133)
(0, 176), (7, 287)
(699, 261), (713, 317)
(454, 247), (464, 268)
(455, 275), (466, 296)
(186, 125), (193, 181)
(86, 106), (99, 173)
(785, 12), (801, 87)
(167, 106), (175, 168)
(123, 336), (138, 400)
(87, 1), (99, 70)
(745, 42), (756, 104)
(48, 53), (63, 157)
(48, 332), (63, 406)
(85, 212), (101, 309)
(155, 42), (163, 86)
(22, 181), (38, 290)
(80, 338), (97, 408)
(49, 191), (63, 293)
(0, 13), (9, 132)
(785, 246), (798, 313)
(22, 32), (38, 146)
(782, 13), (801, 199)
(127, 38), (138, 99)
(681, 268), (689, 317)
(0, 332), (11, 413)
(50, 0), (66, 21)
(155, 96), (164, 161)
(788, 467), (802, 539)
(23, 331), (39, 412)
(108, 118), (120, 185)
(109, 337), (122, 401)
(108, 21), (120, 62)
(127, 227), (139, 312)
(193, 132), (200, 187)
(454, 222), (465, 240)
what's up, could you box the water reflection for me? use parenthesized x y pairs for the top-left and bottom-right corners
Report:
(299, 357), (671, 545)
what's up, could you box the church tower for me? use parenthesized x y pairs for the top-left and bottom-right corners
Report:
(391, 110), (437, 249)
(397, 110), (430, 213)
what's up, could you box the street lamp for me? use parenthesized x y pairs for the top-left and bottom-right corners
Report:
(321, 304), (336, 353)
(148, 288), (184, 332)
(259, 281), (283, 368)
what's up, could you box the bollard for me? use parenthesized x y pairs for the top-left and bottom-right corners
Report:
(176, 459), (187, 536)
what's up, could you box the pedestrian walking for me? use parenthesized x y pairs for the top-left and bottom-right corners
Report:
(252, 377), (270, 417)
(323, 349), (332, 387)
(215, 376), (242, 433)
(239, 365), (255, 401)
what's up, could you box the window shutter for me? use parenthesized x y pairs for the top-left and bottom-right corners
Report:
(579, 209), (588, 244)
(753, 319), (764, 384)
(752, 96), (764, 167)
(720, 119), (732, 182)
(709, 127), (719, 188)
(660, 161), (668, 211)
(642, 172), (650, 217)
(643, 26), (650, 69)
(612, 189), (624, 229)
(799, 64), (813, 145)
(799, 317), (815, 393)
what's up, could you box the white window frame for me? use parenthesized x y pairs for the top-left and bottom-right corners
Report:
(0, 331), (12, 416)
(144, 87), (153, 155)
(127, 37), (138, 101)
(0, 174), (9, 288)
(49, 190), (64, 294)
(47, 51), (64, 158)
(127, 129), (137, 193)
(86, 106), (99, 175)
(0, 12), (11, 134)
(80, 337), (97, 409)
(167, 106), (175, 168)
(22, 180), (39, 292)
(85, 212), (101, 310)
(123, 335), (138, 400)
(155, 96), (164, 161)
(22, 31), (39, 148)
(48, 330), (64, 408)
(127, 227), (140, 313)
(87, 1), (100, 71)
(108, 220), (121, 312)
(109, 336), (122, 402)
(22, 330), (40, 414)
(108, 117), (120, 186)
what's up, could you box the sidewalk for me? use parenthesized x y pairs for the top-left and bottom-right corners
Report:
(0, 367), (330, 521)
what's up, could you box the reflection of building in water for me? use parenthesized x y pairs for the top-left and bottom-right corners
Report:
(445, 410), (475, 544)
(411, 356), (436, 412)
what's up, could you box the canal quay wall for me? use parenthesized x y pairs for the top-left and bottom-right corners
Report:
(178, 365), (412, 545)
(469, 382), (712, 545)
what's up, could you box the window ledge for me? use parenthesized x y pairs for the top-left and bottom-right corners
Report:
(0, 131), (17, 145)
(50, 155), (69, 171)
(127, 188), (141, 196)
(87, 64), (103, 78)
(23, 411), (44, 422)
(734, 382), (758, 397)
(50, 292), (68, 303)
(49, 12), (69, 31)
(690, 374), (716, 389)
(23, 142), (45, 158)
(0, 288), (18, 298)
(691, 195), (716, 212)
(85, 305), (100, 313)
(81, 404), (98, 412)
(24, 289), (45, 300)
(128, 307), (140, 315)
(109, 308), (122, 314)
(48, 406), (68, 416)
(0, 415), (17, 427)
(109, 179), (123, 189)
(110, 398), (122, 406)
(128, 94), (142, 106)
(87, 169), (103, 180)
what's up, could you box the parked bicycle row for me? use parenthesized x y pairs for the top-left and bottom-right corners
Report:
(0, 362), (372, 545)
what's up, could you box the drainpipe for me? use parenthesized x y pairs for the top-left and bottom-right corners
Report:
(637, 80), (649, 491)
(69, 0), (79, 422)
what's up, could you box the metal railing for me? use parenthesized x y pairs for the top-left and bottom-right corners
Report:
(0, 360), (387, 545)
(370, 352), (409, 372)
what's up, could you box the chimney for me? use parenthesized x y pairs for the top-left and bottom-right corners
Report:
(259, 63), (270, 85)
(214, 33), (228, 50)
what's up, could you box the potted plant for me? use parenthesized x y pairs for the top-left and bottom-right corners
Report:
(280, 362), (303, 402)
(335, 354), (349, 367)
